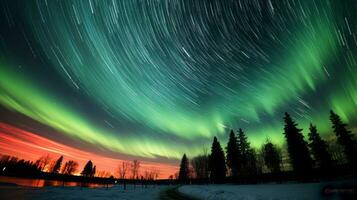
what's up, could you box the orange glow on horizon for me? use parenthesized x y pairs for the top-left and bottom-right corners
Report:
(0, 123), (178, 179)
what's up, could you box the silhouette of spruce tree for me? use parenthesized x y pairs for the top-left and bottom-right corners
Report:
(51, 155), (63, 174)
(178, 154), (189, 183)
(283, 112), (313, 178)
(330, 110), (357, 169)
(237, 128), (250, 175)
(209, 136), (226, 183)
(226, 130), (240, 177)
(91, 165), (96, 177)
(246, 148), (258, 176)
(262, 140), (281, 174)
(308, 123), (333, 171)
(81, 160), (93, 177)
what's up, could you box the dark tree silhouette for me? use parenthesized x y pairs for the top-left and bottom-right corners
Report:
(330, 110), (357, 169)
(117, 161), (130, 179)
(246, 148), (258, 176)
(131, 160), (140, 179)
(209, 136), (226, 183)
(178, 154), (189, 182)
(36, 155), (51, 171)
(0, 155), (41, 176)
(81, 160), (93, 177)
(51, 155), (63, 174)
(62, 160), (78, 175)
(308, 123), (333, 171)
(283, 112), (313, 178)
(262, 140), (281, 174)
(91, 165), (96, 177)
(226, 130), (240, 177)
(237, 128), (251, 175)
(191, 154), (209, 179)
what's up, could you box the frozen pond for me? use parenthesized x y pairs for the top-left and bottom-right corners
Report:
(0, 183), (171, 200)
(0, 176), (112, 188)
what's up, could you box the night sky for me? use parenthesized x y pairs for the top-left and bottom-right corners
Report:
(0, 0), (356, 178)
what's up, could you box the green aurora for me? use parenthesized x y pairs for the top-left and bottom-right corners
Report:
(0, 0), (356, 162)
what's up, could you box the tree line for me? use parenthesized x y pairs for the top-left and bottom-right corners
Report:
(0, 154), (161, 182)
(0, 155), (80, 176)
(117, 160), (160, 181)
(178, 110), (357, 183)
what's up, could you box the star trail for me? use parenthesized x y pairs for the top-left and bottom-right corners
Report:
(0, 0), (356, 178)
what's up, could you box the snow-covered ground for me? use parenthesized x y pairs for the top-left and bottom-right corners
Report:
(1, 180), (356, 200)
(179, 180), (357, 200)
(0, 184), (171, 200)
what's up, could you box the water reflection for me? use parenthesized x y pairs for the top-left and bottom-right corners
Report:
(0, 176), (113, 188)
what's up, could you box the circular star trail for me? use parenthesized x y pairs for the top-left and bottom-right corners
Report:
(0, 0), (356, 163)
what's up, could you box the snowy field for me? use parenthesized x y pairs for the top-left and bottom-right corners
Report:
(179, 180), (357, 200)
(0, 184), (171, 200)
(1, 180), (356, 200)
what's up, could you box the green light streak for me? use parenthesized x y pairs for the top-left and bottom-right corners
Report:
(0, 65), (201, 159)
(0, 0), (356, 161)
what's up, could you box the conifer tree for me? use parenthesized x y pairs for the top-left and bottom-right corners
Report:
(81, 160), (93, 177)
(226, 130), (240, 177)
(178, 154), (189, 183)
(246, 148), (258, 176)
(283, 112), (313, 177)
(330, 110), (357, 168)
(237, 128), (250, 175)
(91, 165), (96, 177)
(238, 129), (250, 157)
(51, 155), (63, 174)
(262, 141), (281, 174)
(308, 123), (332, 171)
(209, 136), (226, 182)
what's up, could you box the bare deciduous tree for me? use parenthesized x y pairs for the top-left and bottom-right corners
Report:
(131, 160), (140, 179)
(142, 168), (159, 180)
(97, 170), (112, 178)
(152, 168), (160, 180)
(143, 170), (151, 180)
(117, 161), (130, 179)
(61, 160), (78, 175)
(37, 155), (51, 172)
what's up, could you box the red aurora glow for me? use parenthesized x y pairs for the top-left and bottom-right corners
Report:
(0, 123), (178, 179)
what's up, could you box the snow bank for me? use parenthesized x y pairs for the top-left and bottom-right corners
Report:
(0, 184), (170, 200)
(179, 180), (357, 200)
